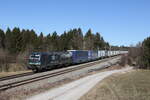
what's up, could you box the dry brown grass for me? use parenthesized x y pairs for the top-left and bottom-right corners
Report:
(0, 70), (31, 78)
(80, 69), (150, 100)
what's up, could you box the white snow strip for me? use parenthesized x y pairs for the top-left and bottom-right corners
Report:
(27, 67), (132, 100)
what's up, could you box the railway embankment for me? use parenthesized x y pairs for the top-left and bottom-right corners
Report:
(0, 56), (122, 100)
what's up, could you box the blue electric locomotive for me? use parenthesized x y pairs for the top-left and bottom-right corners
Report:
(28, 52), (72, 72)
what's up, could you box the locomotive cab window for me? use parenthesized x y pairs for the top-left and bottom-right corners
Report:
(51, 55), (55, 61)
(28, 53), (41, 65)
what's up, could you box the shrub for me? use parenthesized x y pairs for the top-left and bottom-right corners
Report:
(127, 37), (150, 69)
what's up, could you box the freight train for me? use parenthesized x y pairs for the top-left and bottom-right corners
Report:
(27, 50), (128, 72)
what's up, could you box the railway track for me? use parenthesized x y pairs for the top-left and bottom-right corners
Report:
(0, 56), (119, 92)
(0, 72), (33, 81)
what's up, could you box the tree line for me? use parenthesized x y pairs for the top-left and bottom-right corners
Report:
(0, 27), (110, 55)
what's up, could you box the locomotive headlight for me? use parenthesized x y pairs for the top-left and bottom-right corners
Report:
(29, 62), (41, 65)
(36, 62), (41, 65)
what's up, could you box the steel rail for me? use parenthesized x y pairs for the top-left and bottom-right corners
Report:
(0, 72), (34, 81)
(0, 56), (119, 91)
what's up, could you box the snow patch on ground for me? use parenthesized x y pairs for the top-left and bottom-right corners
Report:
(27, 67), (132, 100)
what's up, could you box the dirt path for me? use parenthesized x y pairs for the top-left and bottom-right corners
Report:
(27, 67), (132, 100)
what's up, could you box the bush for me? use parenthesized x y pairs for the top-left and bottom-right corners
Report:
(127, 46), (141, 67)
(0, 49), (29, 72)
(119, 55), (128, 66)
(127, 37), (150, 69)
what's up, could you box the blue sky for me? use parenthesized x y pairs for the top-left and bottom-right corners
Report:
(0, 0), (150, 46)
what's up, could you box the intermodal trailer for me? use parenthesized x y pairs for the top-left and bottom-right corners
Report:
(68, 50), (89, 64)
(98, 50), (106, 58)
(88, 50), (98, 61)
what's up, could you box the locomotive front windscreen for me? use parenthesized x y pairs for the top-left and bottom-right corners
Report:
(28, 54), (41, 65)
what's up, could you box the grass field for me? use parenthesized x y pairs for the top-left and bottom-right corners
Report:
(80, 69), (150, 100)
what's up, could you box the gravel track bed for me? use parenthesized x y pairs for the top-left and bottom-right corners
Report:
(0, 56), (118, 86)
(0, 56), (121, 100)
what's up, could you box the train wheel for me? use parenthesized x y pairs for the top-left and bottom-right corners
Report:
(32, 68), (39, 73)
